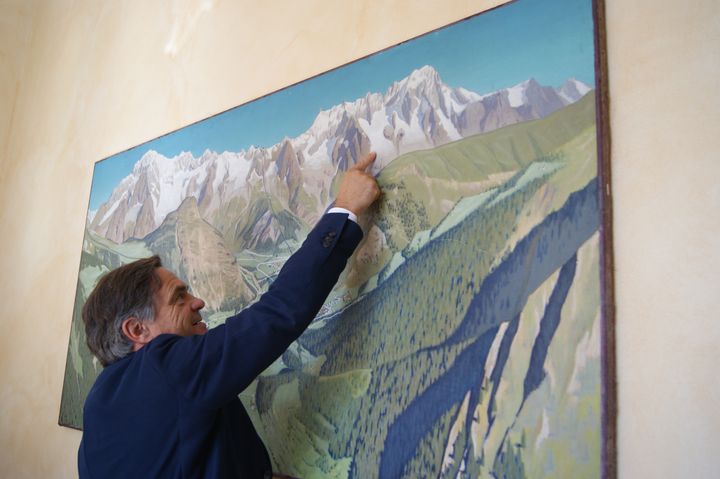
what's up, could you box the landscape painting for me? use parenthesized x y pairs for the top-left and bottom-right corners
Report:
(61, 0), (613, 477)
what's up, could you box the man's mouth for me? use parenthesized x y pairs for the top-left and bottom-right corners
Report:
(192, 318), (208, 332)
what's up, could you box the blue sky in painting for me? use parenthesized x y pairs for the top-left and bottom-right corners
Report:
(89, 0), (595, 210)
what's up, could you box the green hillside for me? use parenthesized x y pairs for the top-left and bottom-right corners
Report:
(255, 94), (600, 477)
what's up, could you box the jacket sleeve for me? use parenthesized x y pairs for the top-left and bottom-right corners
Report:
(147, 212), (363, 409)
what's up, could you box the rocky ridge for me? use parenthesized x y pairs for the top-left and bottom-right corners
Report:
(89, 66), (591, 247)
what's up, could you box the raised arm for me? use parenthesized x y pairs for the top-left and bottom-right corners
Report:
(150, 153), (381, 408)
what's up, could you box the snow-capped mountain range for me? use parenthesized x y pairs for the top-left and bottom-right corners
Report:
(89, 65), (591, 245)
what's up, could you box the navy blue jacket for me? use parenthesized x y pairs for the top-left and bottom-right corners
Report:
(78, 213), (362, 478)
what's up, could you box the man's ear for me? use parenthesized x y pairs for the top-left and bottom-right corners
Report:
(121, 317), (152, 350)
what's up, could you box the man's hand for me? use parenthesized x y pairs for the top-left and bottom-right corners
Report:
(335, 152), (382, 216)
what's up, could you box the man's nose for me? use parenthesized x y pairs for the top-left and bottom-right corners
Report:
(191, 296), (205, 311)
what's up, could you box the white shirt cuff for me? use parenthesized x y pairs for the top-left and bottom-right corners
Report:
(327, 207), (358, 223)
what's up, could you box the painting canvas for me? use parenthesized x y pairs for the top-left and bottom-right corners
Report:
(60, 0), (614, 476)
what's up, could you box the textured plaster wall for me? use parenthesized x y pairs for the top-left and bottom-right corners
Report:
(606, 0), (720, 477)
(0, 0), (717, 477)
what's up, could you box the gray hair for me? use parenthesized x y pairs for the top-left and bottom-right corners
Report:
(82, 256), (162, 366)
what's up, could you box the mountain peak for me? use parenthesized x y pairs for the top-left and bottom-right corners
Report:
(558, 78), (592, 103)
(411, 64), (439, 78)
(404, 65), (441, 88)
(526, 77), (542, 88)
(132, 149), (199, 175)
(385, 65), (442, 97)
(133, 149), (162, 173)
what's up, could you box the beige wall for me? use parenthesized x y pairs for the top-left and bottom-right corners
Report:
(607, 0), (720, 477)
(0, 0), (717, 477)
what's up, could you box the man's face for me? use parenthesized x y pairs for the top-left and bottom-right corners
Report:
(148, 267), (208, 337)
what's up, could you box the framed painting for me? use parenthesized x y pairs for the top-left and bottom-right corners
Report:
(60, 0), (615, 477)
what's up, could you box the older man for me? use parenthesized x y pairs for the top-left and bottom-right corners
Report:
(78, 153), (381, 478)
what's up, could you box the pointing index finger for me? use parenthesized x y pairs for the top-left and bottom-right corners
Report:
(351, 152), (377, 172)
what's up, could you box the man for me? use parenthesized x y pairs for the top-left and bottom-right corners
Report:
(78, 152), (381, 478)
